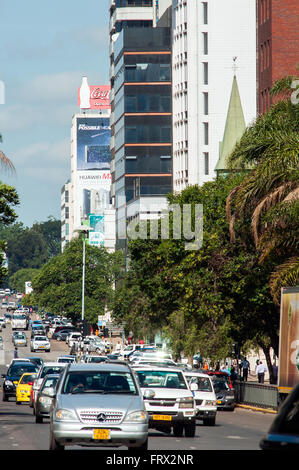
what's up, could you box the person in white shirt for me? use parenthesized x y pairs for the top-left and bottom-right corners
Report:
(256, 361), (267, 383)
(115, 341), (122, 353)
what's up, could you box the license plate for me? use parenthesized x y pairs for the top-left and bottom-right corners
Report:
(93, 429), (110, 440)
(217, 400), (222, 404)
(153, 415), (172, 421)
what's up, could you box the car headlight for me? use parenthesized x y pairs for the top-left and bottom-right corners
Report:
(39, 396), (52, 405)
(205, 400), (217, 406)
(178, 397), (194, 409)
(55, 409), (77, 421)
(4, 380), (14, 387)
(123, 410), (148, 423)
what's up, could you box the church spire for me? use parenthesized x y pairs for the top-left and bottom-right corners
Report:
(215, 63), (246, 176)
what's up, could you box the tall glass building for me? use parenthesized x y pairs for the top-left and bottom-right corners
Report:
(109, 1), (172, 253)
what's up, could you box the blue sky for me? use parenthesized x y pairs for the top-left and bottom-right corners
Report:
(0, 0), (110, 227)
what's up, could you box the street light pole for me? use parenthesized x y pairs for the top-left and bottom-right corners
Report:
(81, 233), (86, 324)
(75, 226), (92, 337)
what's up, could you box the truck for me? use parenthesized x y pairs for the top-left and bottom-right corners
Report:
(277, 286), (299, 404)
(11, 312), (28, 330)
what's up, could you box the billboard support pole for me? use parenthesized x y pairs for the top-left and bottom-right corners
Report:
(75, 226), (92, 337)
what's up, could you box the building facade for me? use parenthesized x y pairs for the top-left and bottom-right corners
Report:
(61, 180), (71, 251)
(257, 0), (299, 114)
(110, 1), (172, 252)
(172, 0), (257, 191)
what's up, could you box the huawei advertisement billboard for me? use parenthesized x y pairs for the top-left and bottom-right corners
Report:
(73, 115), (111, 229)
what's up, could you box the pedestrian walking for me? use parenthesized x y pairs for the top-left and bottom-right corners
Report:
(256, 361), (267, 383)
(241, 357), (250, 381)
(14, 347), (18, 358)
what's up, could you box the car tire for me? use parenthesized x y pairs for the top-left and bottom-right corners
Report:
(49, 431), (65, 451)
(173, 424), (184, 437)
(203, 417), (216, 426)
(35, 414), (43, 423)
(16, 401), (21, 405)
(184, 421), (196, 437)
(2, 394), (8, 402)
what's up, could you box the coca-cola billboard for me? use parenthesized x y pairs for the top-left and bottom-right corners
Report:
(78, 84), (111, 110)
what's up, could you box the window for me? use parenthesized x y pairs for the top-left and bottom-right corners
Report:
(203, 92), (209, 115)
(203, 63), (208, 85)
(203, 123), (209, 145)
(203, 32), (208, 55)
(203, 2), (208, 24)
(204, 152), (209, 175)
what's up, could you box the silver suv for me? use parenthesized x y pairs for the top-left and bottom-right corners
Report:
(49, 362), (148, 450)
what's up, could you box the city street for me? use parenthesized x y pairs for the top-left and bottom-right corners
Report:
(0, 315), (275, 452)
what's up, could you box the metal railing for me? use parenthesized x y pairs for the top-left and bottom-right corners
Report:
(234, 380), (278, 410)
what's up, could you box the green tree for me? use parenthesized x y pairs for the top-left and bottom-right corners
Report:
(9, 268), (39, 294)
(226, 76), (299, 304)
(113, 175), (279, 369)
(24, 238), (123, 325)
(0, 182), (19, 286)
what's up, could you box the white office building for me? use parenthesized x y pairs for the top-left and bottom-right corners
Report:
(172, 0), (256, 191)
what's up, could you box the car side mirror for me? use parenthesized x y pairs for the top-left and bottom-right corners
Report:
(143, 389), (155, 399)
(190, 383), (198, 391)
(43, 387), (56, 398)
(1, 374), (6, 378)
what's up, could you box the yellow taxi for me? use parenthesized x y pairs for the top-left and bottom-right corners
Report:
(16, 372), (38, 405)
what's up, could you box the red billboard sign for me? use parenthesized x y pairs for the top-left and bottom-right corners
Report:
(78, 84), (111, 110)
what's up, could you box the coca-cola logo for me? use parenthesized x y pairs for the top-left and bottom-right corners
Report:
(90, 88), (110, 101)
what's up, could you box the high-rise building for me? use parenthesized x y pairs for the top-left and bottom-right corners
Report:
(257, 0), (299, 114)
(61, 179), (71, 251)
(172, 0), (257, 191)
(109, 1), (172, 253)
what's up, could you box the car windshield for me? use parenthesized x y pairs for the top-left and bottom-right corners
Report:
(212, 378), (229, 392)
(20, 373), (37, 384)
(34, 336), (47, 341)
(136, 370), (187, 389)
(62, 371), (138, 395)
(8, 364), (38, 377)
(15, 332), (25, 338)
(41, 376), (59, 391)
(188, 376), (213, 392)
(13, 314), (26, 320)
(87, 357), (107, 363)
(41, 366), (64, 377)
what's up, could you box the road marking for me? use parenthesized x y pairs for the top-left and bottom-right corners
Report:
(226, 435), (245, 439)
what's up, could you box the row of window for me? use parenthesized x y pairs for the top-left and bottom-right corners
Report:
(126, 125), (171, 143)
(115, 0), (153, 7)
(125, 63), (171, 83)
(125, 176), (172, 202)
(125, 93), (171, 113)
(115, 20), (153, 33)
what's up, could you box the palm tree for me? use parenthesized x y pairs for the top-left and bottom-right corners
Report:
(226, 76), (299, 303)
(0, 132), (15, 172)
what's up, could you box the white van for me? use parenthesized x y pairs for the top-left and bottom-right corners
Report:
(11, 312), (28, 330)
(183, 371), (217, 426)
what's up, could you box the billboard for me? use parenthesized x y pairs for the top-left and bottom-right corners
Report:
(75, 171), (111, 228)
(88, 214), (105, 247)
(78, 84), (111, 110)
(76, 116), (111, 171)
(278, 286), (299, 389)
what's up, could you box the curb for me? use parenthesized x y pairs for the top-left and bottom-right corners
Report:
(236, 404), (277, 414)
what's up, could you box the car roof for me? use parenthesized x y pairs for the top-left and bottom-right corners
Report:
(184, 371), (212, 378)
(42, 362), (68, 367)
(67, 363), (131, 373)
(133, 366), (184, 372)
